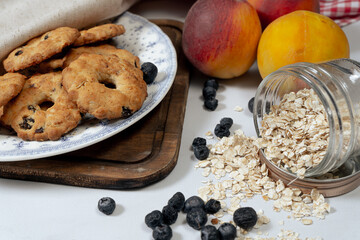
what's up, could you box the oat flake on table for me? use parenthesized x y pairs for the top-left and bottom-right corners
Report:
(195, 128), (330, 223)
(194, 89), (332, 239)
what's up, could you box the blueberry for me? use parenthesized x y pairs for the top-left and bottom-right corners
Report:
(145, 210), (164, 229)
(219, 117), (233, 129)
(162, 205), (178, 225)
(183, 196), (205, 213)
(233, 207), (258, 230)
(214, 124), (230, 138)
(265, 101), (271, 114)
(192, 137), (207, 149)
(254, 99), (272, 115)
(97, 197), (116, 215)
(141, 62), (158, 84)
(152, 223), (173, 240)
(168, 192), (185, 212)
(204, 98), (218, 111)
(204, 79), (219, 90)
(218, 223), (237, 240)
(186, 208), (208, 230)
(203, 86), (217, 100)
(194, 145), (210, 160)
(248, 97), (255, 113)
(204, 199), (221, 214)
(201, 225), (221, 240)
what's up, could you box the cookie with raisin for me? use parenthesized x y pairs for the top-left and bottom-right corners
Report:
(0, 73), (26, 107)
(73, 24), (125, 47)
(3, 27), (80, 72)
(62, 53), (147, 120)
(2, 72), (81, 141)
(38, 44), (140, 73)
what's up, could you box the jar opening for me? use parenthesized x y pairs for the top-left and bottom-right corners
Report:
(254, 62), (352, 178)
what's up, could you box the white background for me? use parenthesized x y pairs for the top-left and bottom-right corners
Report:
(0, 1), (359, 239)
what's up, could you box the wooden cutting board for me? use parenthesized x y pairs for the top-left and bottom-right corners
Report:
(0, 19), (190, 189)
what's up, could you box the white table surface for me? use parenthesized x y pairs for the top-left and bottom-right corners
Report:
(0, 1), (359, 239)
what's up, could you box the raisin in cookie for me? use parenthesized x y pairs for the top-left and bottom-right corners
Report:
(73, 24), (125, 47)
(3, 27), (80, 72)
(1, 72), (81, 141)
(62, 53), (147, 120)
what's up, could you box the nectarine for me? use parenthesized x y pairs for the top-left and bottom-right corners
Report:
(247, 0), (320, 29)
(182, 0), (262, 79)
(257, 10), (350, 79)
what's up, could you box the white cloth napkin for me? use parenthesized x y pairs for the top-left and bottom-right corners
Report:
(0, 0), (139, 63)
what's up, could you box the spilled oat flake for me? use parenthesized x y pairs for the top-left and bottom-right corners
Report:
(194, 89), (332, 239)
(195, 129), (330, 222)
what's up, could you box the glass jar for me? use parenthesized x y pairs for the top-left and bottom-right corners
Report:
(253, 58), (360, 177)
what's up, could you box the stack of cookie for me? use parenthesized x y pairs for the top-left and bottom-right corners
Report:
(0, 24), (148, 141)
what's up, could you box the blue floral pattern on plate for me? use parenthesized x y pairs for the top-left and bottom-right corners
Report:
(0, 12), (177, 161)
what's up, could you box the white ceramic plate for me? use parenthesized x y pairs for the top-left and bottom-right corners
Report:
(0, 12), (177, 161)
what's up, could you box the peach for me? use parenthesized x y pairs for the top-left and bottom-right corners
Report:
(257, 10), (350, 79)
(182, 0), (262, 79)
(247, 0), (319, 29)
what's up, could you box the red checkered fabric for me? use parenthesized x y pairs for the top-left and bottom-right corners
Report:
(320, 0), (360, 27)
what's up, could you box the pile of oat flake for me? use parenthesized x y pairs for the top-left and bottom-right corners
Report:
(195, 89), (331, 239)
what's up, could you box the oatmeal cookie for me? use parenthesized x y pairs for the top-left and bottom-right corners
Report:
(73, 24), (125, 47)
(38, 44), (140, 72)
(63, 44), (139, 68)
(37, 58), (65, 73)
(62, 53), (147, 120)
(0, 73), (26, 107)
(3, 27), (80, 72)
(1, 72), (81, 141)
